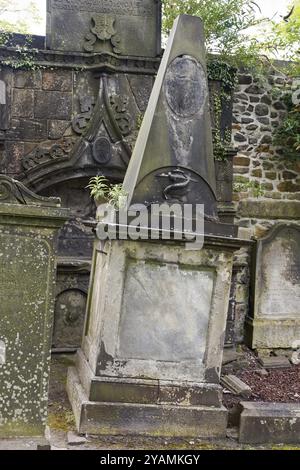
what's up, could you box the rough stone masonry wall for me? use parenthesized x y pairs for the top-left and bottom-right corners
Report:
(230, 70), (300, 346)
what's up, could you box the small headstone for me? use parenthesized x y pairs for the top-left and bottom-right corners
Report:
(46, 0), (161, 57)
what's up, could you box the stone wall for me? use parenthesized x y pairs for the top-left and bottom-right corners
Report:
(230, 70), (300, 346)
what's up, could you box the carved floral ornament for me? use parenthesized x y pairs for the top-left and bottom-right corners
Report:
(22, 138), (75, 172)
(72, 93), (132, 138)
(84, 14), (122, 54)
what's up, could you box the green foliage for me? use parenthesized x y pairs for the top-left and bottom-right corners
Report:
(256, 1), (300, 77)
(107, 184), (128, 209)
(209, 61), (237, 161)
(207, 60), (238, 91)
(233, 180), (264, 197)
(162, 0), (268, 67)
(0, 1), (41, 70)
(0, 0), (41, 34)
(87, 176), (128, 209)
(86, 176), (109, 202)
(274, 89), (300, 159)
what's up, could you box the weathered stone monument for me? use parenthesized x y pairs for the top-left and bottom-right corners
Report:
(0, 175), (69, 437)
(46, 0), (161, 57)
(247, 224), (300, 350)
(67, 15), (243, 438)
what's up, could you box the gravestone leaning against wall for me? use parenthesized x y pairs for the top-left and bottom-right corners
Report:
(247, 224), (300, 350)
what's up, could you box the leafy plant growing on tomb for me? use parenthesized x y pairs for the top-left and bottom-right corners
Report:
(107, 184), (128, 209)
(86, 176), (109, 202)
(87, 176), (128, 209)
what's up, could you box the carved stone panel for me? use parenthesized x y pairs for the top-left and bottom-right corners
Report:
(53, 260), (91, 350)
(46, 0), (161, 57)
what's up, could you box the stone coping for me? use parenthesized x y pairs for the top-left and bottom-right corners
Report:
(238, 199), (300, 220)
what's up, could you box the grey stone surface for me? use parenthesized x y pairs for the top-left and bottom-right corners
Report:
(239, 402), (300, 444)
(46, 0), (161, 57)
(118, 259), (213, 362)
(34, 91), (72, 120)
(0, 176), (69, 437)
(67, 431), (87, 446)
(82, 239), (233, 383)
(247, 224), (300, 349)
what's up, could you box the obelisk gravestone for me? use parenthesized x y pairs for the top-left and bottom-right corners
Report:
(67, 16), (241, 438)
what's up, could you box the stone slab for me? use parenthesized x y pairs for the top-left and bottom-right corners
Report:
(118, 259), (214, 362)
(239, 402), (300, 444)
(221, 375), (251, 398)
(67, 367), (228, 438)
(258, 356), (291, 369)
(46, 0), (161, 57)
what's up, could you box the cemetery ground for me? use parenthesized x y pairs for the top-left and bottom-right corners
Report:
(2, 351), (298, 451)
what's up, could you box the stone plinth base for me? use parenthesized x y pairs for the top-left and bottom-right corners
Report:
(246, 316), (300, 349)
(67, 367), (228, 438)
(66, 236), (241, 438)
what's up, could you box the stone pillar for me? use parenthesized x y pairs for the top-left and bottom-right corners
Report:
(0, 176), (69, 437)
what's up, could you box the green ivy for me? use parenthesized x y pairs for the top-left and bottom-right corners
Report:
(0, 31), (39, 70)
(233, 180), (264, 197)
(274, 91), (300, 159)
(208, 61), (237, 161)
(207, 60), (238, 91)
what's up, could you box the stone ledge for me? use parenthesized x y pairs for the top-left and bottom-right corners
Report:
(239, 402), (300, 444)
(238, 199), (300, 220)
